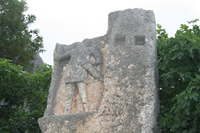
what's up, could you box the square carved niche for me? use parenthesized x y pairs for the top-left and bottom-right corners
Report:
(134, 35), (145, 45)
(115, 34), (126, 46)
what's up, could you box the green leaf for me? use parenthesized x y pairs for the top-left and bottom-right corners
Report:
(157, 21), (200, 132)
(0, 59), (52, 132)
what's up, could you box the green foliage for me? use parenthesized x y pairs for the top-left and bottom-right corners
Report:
(0, 59), (52, 133)
(0, 0), (44, 70)
(157, 19), (200, 132)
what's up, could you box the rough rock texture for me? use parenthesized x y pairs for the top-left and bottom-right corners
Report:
(43, 36), (105, 116)
(39, 8), (160, 133)
(39, 111), (97, 133)
(96, 9), (160, 133)
(30, 53), (44, 70)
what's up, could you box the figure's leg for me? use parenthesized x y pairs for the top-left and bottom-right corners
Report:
(64, 83), (76, 114)
(77, 82), (88, 112)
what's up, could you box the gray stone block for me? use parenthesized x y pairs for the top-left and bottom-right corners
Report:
(39, 8), (160, 133)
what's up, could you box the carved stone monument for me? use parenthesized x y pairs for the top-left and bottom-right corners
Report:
(38, 8), (160, 133)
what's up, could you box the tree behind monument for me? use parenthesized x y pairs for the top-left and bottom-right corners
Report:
(157, 19), (200, 132)
(0, 0), (44, 71)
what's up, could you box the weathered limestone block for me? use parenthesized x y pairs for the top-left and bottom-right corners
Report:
(96, 9), (160, 133)
(39, 8), (160, 133)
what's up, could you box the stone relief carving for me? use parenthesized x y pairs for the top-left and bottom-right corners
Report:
(56, 46), (103, 113)
(39, 9), (160, 133)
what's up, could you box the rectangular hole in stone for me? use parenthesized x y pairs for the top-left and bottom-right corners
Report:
(134, 35), (145, 45)
(115, 34), (126, 46)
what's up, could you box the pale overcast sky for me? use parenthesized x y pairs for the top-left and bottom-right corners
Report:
(26, 0), (200, 65)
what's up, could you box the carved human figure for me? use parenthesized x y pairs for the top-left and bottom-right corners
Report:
(57, 46), (103, 113)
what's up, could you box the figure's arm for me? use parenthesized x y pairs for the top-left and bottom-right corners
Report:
(55, 51), (71, 62)
(83, 63), (103, 82)
(57, 51), (71, 61)
(88, 47), (103, 65)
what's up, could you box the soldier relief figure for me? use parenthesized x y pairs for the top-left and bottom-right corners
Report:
(57, 45), (103, 113)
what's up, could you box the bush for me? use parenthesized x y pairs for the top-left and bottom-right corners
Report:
(157, 19), (200, 133)
(0, 59), (52, 133)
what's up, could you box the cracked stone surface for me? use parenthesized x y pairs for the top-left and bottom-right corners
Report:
(39, 8), (160, 133)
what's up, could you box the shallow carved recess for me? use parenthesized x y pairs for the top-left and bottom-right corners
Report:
(39, 8), (160, 133)
(45, 37), (105, 116)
